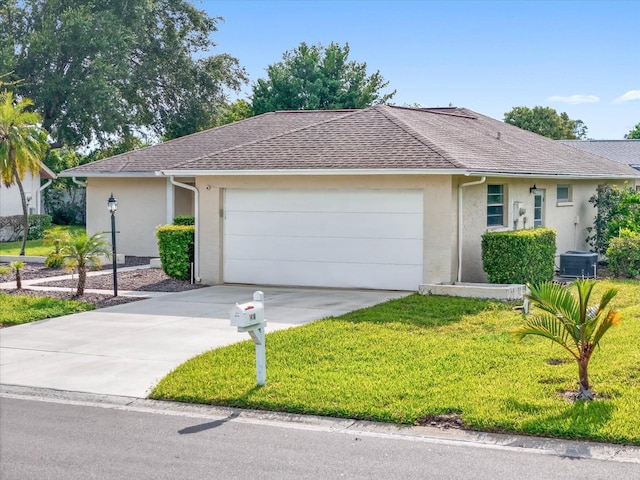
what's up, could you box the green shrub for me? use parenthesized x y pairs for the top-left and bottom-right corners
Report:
(26, 214), (53, 240)
(587, 184), (640, 255)
(156, 225), (194, 280)
(481, 228), (556, 284)
(173, 215), (195, 226)
(606, 230), (640, 278)
(44, 253), (65, 268)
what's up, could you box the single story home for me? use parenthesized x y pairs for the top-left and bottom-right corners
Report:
(559, 139), (640, 171)
(0, 162), (56, 216)
(59, 106), (640, 290)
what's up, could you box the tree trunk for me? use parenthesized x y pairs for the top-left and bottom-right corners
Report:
(76, 265), (86, 296)
(15, 268), (21, 289)
(577, 357), (594, 401)
(13, 163), (29, 256)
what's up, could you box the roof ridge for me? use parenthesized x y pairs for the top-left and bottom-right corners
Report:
(376, 106), (466, 168)
(171, 110), (361, 169)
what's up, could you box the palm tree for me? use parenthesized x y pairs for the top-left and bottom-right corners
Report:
(0, 90), (49, 255)
(512, 279), (621, 401)
(61, 232), (111, 296)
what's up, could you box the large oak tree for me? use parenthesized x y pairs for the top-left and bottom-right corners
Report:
(0, 0), (248, 146)
(252, 42), (395, 115)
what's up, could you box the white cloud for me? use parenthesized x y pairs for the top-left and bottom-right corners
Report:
(546, 94), (600, 104)
(612, 90), (640, 103)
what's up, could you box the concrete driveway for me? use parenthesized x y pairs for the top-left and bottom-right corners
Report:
(0, 285), (409, 398)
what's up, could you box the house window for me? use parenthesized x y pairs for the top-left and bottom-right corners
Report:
(557, 184), (572, 203)
(487, 184), (505, 227)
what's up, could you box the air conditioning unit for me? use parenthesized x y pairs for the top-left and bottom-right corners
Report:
(559, 251), (597, 278)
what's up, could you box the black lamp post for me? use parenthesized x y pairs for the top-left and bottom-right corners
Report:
(107, 193), (118, 297)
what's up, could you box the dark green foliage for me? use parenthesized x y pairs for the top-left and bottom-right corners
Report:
(606, 232), (640, 278)
(26, 214), (52, 240)
(504, 106), (587, 139)
(173, 215), (195, 226)
(252, 42), (395, 115)
(482, 228), (556, 284)
(587, 184), (640, 255)
(2, 0), (247, 147)
(43, 148), (89, 225)
(156, 225), (194, 280)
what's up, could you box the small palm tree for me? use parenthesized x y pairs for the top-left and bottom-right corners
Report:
(512, 279), (621, 401)
(61, 232), (111, 296)
(10, 261), (25, 289)
(43, 226), (72, 267)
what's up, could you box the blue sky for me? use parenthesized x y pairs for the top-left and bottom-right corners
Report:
(200, 0), (639, 139)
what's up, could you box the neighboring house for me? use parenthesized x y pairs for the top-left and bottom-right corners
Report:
(559, 140), (640, 171)
(0, 162), (56, 216)
(59, 106), (640, 289)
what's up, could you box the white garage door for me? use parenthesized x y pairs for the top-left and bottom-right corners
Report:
(223, 189), (423, 290)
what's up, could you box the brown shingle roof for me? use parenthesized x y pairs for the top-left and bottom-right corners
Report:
(61, 110), (352, 176)
(60, 106), (640, 179)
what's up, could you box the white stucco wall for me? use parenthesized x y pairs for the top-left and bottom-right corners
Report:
(458, 177), (614, 282)
(86, 177), (169, 256)
(196, 175), (457, 287)
(0, 171), (40, 216)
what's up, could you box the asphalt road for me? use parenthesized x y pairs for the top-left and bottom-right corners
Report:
(1, 394), (638, 480)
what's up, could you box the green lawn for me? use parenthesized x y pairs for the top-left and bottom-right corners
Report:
(0, 225), (85, 256)
(151, 280), (640, 445)
(0, 293), (94, 327)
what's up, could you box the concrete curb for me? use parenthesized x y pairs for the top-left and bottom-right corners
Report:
(2, 384), (639, 464)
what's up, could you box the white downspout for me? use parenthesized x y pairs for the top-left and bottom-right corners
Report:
(36, 179), (53, 214)
(169, 176), (200, 282)
(72, 177), (87, 187)
(458, 176), (486, 283)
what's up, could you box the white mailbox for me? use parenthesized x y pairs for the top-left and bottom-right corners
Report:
(230, 291), (265, 328)
(230, 291), (267, 386)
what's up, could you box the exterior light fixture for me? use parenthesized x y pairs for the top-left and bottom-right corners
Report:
(107, 193), (118, 296)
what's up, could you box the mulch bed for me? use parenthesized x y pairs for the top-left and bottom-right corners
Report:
(0, 256), (207, 311)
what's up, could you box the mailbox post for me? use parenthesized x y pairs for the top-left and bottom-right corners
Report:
(230, 291), (266, 386)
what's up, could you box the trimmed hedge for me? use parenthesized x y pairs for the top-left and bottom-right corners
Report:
(606, 231), (640, 278)
(481, 228), (556, 284)
(156, 225), (194, 280)
(173, 215), (195, 226)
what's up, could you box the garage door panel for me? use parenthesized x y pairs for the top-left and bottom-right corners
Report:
(225, 235), (423, 265)
(226, 189), (423, 214)
(224, 259), (422, 291)
(225, 211), (423, 239)
(223, 189), (424, 290)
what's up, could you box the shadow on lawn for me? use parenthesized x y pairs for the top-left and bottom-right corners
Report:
(504, 397), (614, 441)
(333, 293), (505, 328)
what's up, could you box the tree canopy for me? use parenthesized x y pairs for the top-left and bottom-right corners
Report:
(1, 0), (248, 147)
(624, 123), (640, 139)
(252, 42), (395, 115)
(503, 106), (588, 140)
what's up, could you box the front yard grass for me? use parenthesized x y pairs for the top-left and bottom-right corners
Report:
(151, 280), (640, 445)
(0, 225), (85, 256)
(0, 293), (94, 327)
